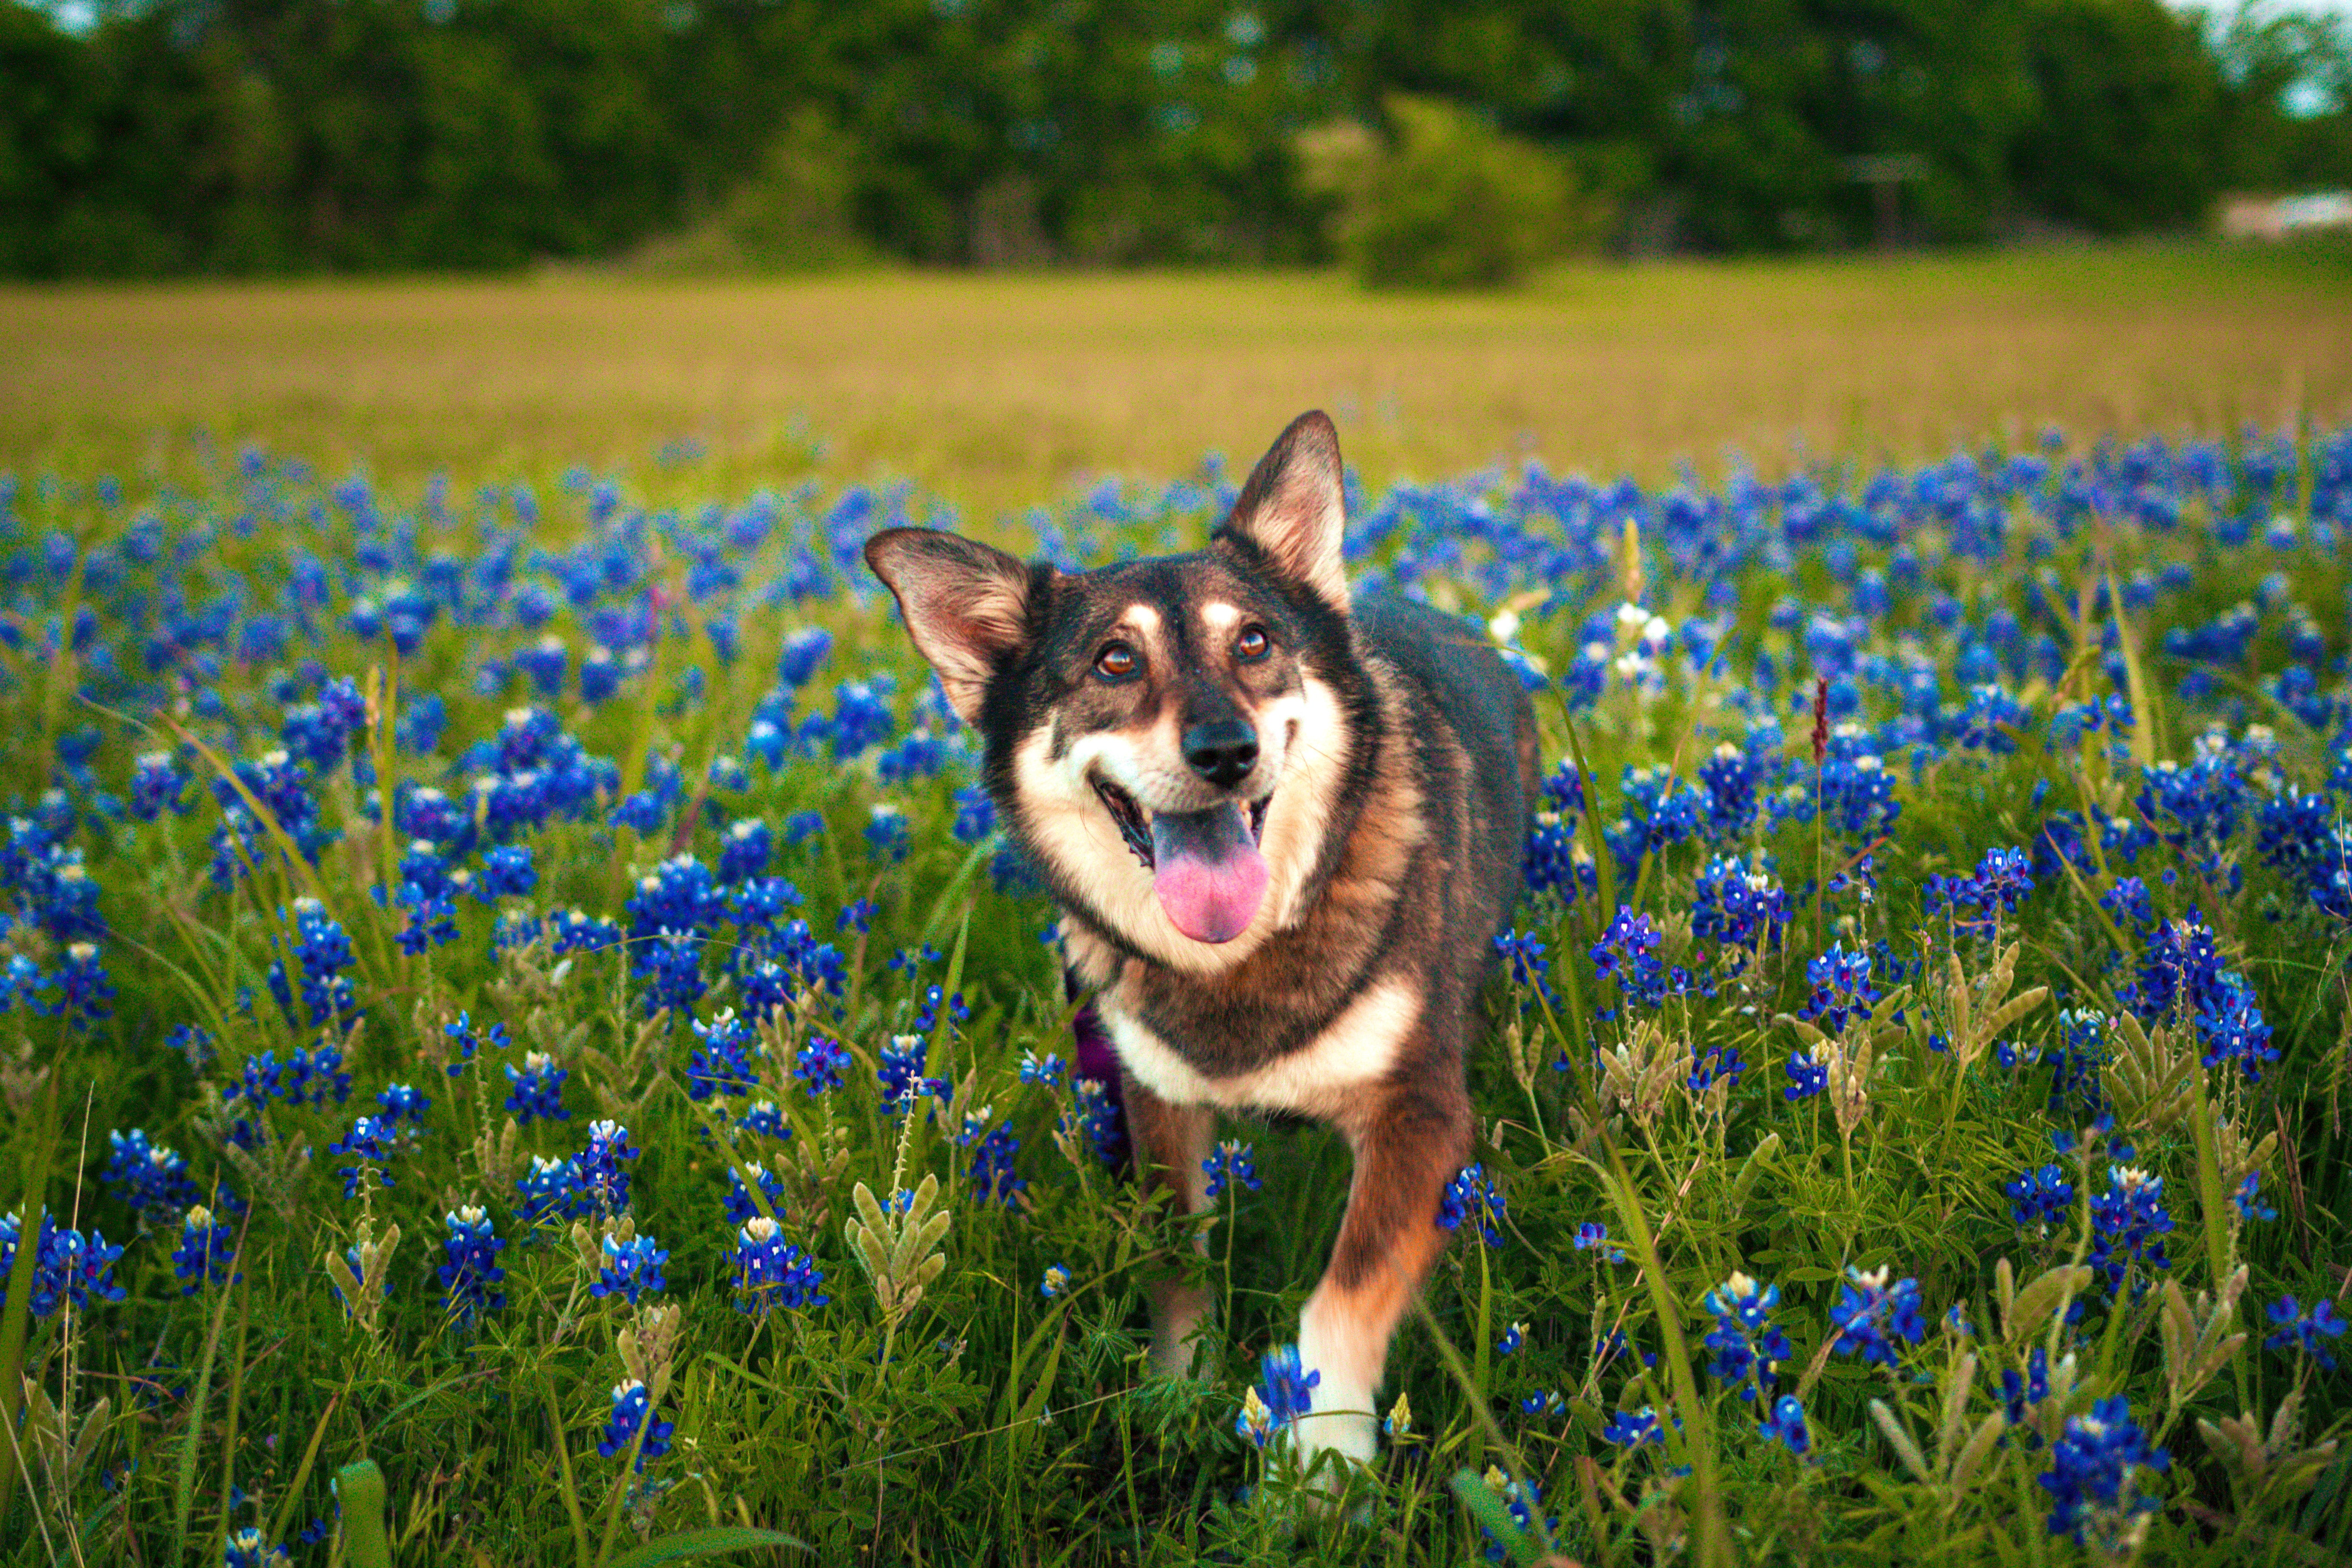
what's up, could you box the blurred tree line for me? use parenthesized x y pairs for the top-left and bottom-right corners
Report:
(0, 0), (2346, 278)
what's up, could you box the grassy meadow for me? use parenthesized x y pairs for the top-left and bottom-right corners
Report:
(3, 243), (2349, 515)
(0, 246), (2350, 1566)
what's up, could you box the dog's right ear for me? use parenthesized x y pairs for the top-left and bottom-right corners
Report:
(1219, 410), (1349, 612)
(863, 528), (1036, 725)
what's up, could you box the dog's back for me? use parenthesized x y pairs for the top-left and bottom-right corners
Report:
(1354, 591), (1539, 958)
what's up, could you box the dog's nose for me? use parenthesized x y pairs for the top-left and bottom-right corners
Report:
(1182, 720), (1259, 789)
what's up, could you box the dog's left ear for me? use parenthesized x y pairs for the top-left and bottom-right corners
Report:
(1219, 410), (1348, 612)
(864, 527), (1037, 725)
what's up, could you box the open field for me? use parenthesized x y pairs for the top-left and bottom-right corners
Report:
(1, 249), (2351, 1564)
(3, 244), (2349, 515)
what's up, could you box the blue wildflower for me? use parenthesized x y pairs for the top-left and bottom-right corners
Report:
(597, 1379), (674, 1470)
(2265, 1297), (2348, 1371)
(1827, 1265), (1927, 1366)
(1437, 1163), (1507, 1246)
(1202, 1139), (1262, 1198)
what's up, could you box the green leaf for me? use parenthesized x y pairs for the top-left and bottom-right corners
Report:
(604, 1526), (810, 1567)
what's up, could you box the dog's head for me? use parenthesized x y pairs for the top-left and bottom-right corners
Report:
(865, 411), (1366, 971)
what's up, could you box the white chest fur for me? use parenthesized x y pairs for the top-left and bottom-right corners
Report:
(1102, 980), (1421, 1117)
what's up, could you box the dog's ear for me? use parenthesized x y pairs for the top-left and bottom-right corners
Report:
(1219, 410), (1348, 612)
(864, 528), (1037, 724)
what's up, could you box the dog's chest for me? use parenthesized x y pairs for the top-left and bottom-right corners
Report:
(1099, 980), (1421, 1118)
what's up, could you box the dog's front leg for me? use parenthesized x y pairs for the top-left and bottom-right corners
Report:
(1294, 1075), (1472, 1476)
(1123, 1072), (1219, 1377)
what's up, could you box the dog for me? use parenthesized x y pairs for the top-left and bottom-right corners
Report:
(865, 410), (1537, 1475)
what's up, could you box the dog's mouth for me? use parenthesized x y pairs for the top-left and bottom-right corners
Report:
(1090, 777), (1271, 944)
(1091, 779), (1270, 868)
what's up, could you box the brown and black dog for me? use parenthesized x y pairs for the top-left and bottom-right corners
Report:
(865, 411), (1537, 1474)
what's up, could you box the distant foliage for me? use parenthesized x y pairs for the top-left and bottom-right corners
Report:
(0, 0), (2346, 276)
(1333, 96), (1610, 290)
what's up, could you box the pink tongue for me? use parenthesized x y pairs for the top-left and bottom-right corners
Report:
(1150, 802), (1267, 944)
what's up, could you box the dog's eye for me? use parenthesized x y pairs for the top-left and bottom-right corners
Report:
(1234, 626), (1271, 662)
(1094, 642), (1140, 681)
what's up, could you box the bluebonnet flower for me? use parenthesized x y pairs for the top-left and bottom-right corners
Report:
(2045, 1009), (2110, 1120)
(685, 1010), (759, 1101)
(1702, 1272), (1794, 1399)
(395, 882), (460, 953)
(722, 1161), (789, 1225)
(1591, 909), (1668, 1008)
(575, 1121), (641, 1216)
(1801, 943), (1882, 1033)
(1699, 742), (1765, 840)
(50, 941), (115, 1027)
(794, 1035), (851, 1096)
(876, 1034), (947, 1111)
(777, 626), (832, 688)
(438, 1206), (506, 1321)
(503, 1053), (570, 1124)
(2006, 1164), (2076, 1236)
(285, 899), (357, 1025)
(326, 1115), (400, 1199)
(1574, 1222), (1626, 1263)
(130, 751), (190, 820)
(732, 1216), (827, 1314)
(1605, 766), (1708, 879)
(443, 1011), (509, 1078)
(1687, 1041), (1749, 1096)
(1202, 1140), (1262, 1198)
(968, 1122), (1026, 1206)
(736, 1100), (791, 1142)
(590, 1231), (669, 1305)
(1691, 856), (1789, 951)
(597, 1379), (675, 1470)
(1518, 1389), (1565, 1416)
(1497, 1321), (1527, 1356)
(1602, 1405), (1672, 1448)
(1493, 928), (1548, 986)
(1065, 1078), (1127, 1167)
(224, 1528), (291, 1568)
(2003, 1345), (2052, 1437)
(1783, 1044), (1829, 1101)
(376, 1082), (431, 1126)
(2232, 1170), (2277, 1224)
(639, 930), (706, 1016)
(1240, 1344), (1320, 1447)
(1827, 1265), (1927, 1366)
(172, 1206), (239, 1294)
(2087, 1165), (2174, 1298)
(479, 844), (536, 898)
(1018, 1050), (1066, 1087)
(2038, 1396), (2169, 1552)
(911, 982), (968, 1035)
(718, 818), (773, 882)
(1523, 810), (1596, 901)
(1041, 1264), (1071, 1298)
(2265, 1297), (2348, 1371)
(101, 1128), (201, 1219)
(551, 908), (622, 955)
(864, 804), (910, 863)
(950, 785), (995, 843)
(1760, 1393), (1811, 1456)
(1437, 1163), (1506, 1246)
(168, 1023), (214, 1071)
(0, 1211), (128, 1318)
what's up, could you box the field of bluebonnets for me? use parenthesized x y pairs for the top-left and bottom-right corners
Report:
(1, 411), (2350, 1568)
